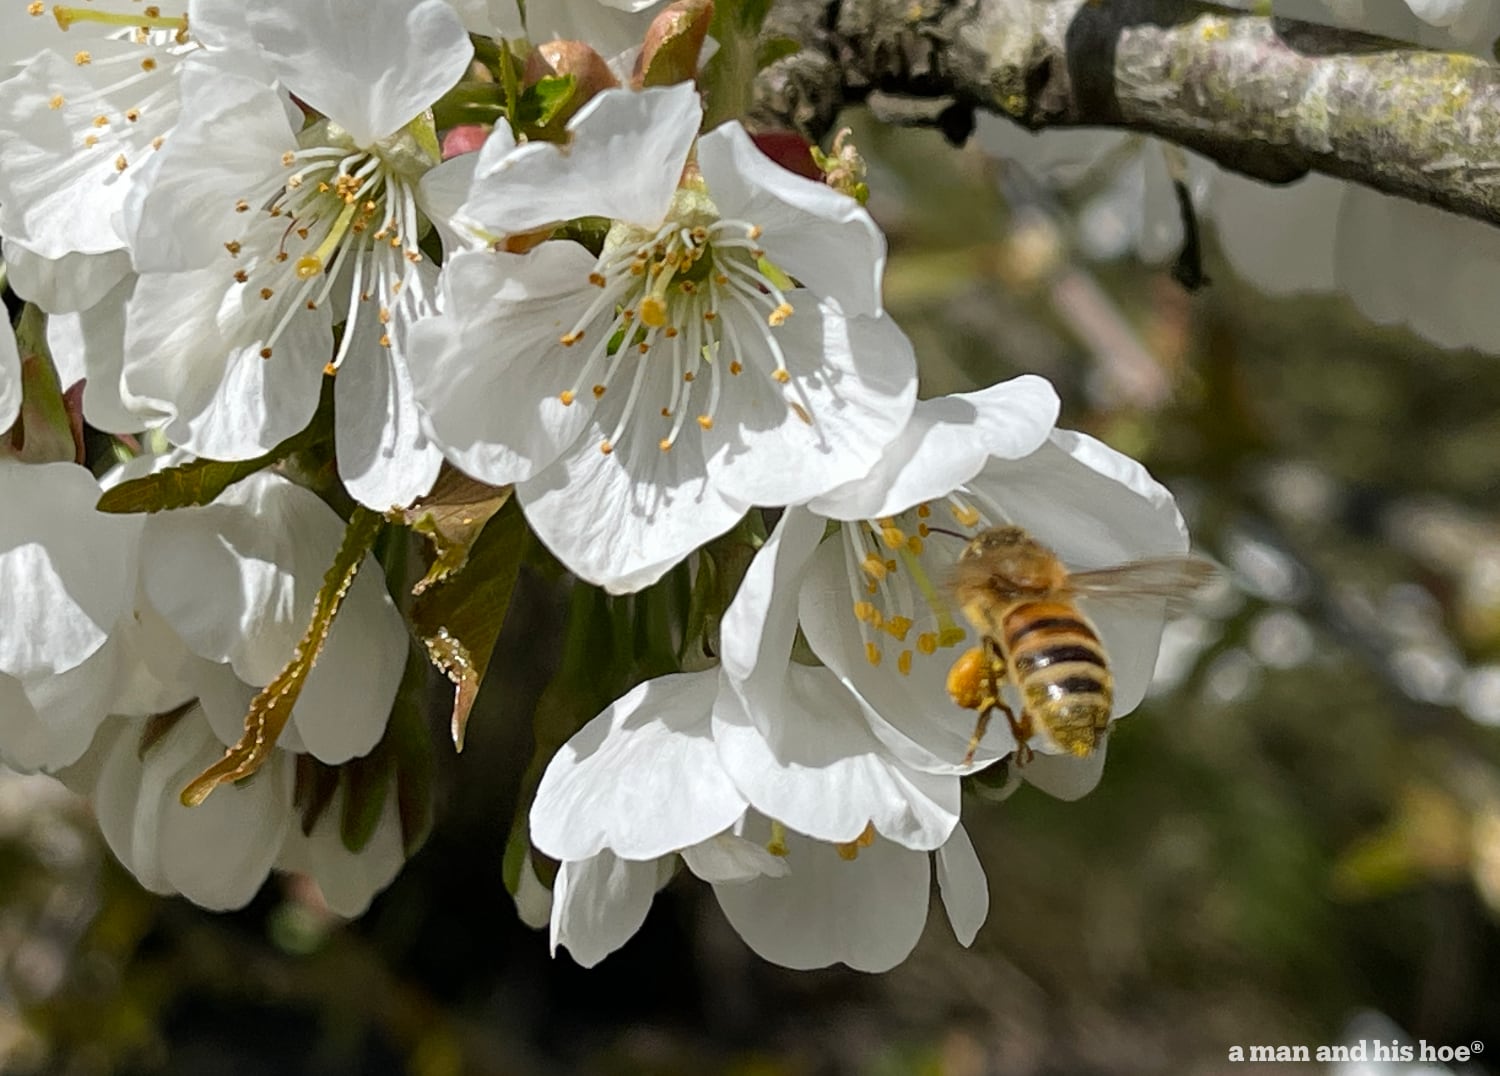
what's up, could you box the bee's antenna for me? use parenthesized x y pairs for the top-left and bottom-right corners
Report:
(924, 526), (969, 542)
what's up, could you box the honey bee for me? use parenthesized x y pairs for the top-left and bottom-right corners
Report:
(942, 525), (1215, 766)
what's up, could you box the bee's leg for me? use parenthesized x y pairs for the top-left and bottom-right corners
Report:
(963, 700), (1021, 767)
(1004, 706), (1035, 767)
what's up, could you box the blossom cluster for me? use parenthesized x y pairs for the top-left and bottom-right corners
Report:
(0, 0), (1197, 970)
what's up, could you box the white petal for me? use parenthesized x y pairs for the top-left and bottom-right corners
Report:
(807, 377), (1060, 521)
(0, 644), (119, 773)
(711, 816), (930, 972)
(158, 745), (293, 910)
(246, 0), (472, 147)
(681, 832), (788, 884)
(697, 122), (887, 317)
(126, 63), (295, 272)
(121, 267), (329, 459)
(517, 398), (748, 594)
(334, 313), (444, 510)
(462, 83), (700, 232)
(277, 779), (406, 917)
(287, 557), (405, 764)
(718, 507), (825, 713)
(934, 825), (988, 947)
(0, 459), (138, 680)
(703, 302), (917, 508)
(408, 244), (599, 484)
(0, 44), (165, 259)
(1, 240), (130, 315)
(0, 313), (18, 431)
(1021, 741), (1109, 801)
(513, 852), (553, 930)
(417, 150), (486, 257)
(45, 272), (143, 435)
(550, 852), (660, 967)
(713, 664), (960, 851)
(530, 670), (746, 862)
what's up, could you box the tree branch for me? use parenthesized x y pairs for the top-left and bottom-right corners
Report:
(751, 0), (1500, 227)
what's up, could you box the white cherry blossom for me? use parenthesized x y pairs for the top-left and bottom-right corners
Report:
(409, 82), (917, 592)
(722, 378), (1190, 791)
(0, 1), (255, 313)
(118, 0), (474, 508)
(63, 706), (406, 915)
(458, 0), (667, 55)
(0, 459), (141, 772)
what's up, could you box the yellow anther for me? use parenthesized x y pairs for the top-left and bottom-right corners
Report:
(886, 558), (897, 572)
(125, 108), (139, 122)
(835, 841), (860, 861)
(48, 94), (62, 109)
(898, 650), (913, 676)
(233, 199), (248, 213)
(683, 371), (695, 382)
(587, 272), (606, 287)
(323, 361), (337, 376)
(259, 346), (272, 359)
(885, 616), (913, 641)
(560, 330), (583, 346)
(592, 384), (607, 398)
(258, 287), (273, 300)
(918, 523), (930, 537)
(747, 225), (763, 240)
(861, 553), (887, 580)
(224, 240), (241, 256)
(938, 626), (968, 648)
(92, 114), (107, 127)
(865, 641), (882, 666)
(852, 601), (877, 623)
(74, 50), (91, 64)
(114, 154), (127, 172)
(729, 361), (742, 375)
(768, 302), (793, 327)
(881, 525), (905, 550)
(917, 632), (938, 655)
(27, 2), (43, 14)
(232, 269), (248, 283)
(856, 821), (876, 847)
(599, 440), (613, 455)
(140, 57), (156, 71)
(917, 504), (931, 518)
(772, 369), (790, 384)
(559, 390), (575, 406)
(697, 415), (713, 430)
(659, 438), (672, 453)
(950, 503), (981, 527)
(83, 134), (98, 148)
(906, 535), (924, 555)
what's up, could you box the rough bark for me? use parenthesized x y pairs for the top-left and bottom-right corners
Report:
(751, 0), (1500, 226)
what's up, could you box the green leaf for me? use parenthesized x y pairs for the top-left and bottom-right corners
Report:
(389, 465), (513, 596)
(411, 498), (527, 751)
(702, 0), (774, 128)
(514, 74), (577, 130)
(180, 506), (385, 807)
(98, 383), (331, 514)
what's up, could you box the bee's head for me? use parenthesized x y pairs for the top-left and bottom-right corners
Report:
(959, 525), (1031, 562)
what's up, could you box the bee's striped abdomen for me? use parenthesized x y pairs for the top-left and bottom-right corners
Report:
(1001, 600), (1113, 756)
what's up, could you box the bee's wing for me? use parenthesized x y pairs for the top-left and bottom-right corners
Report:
(1064, 556), (1218, 615)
